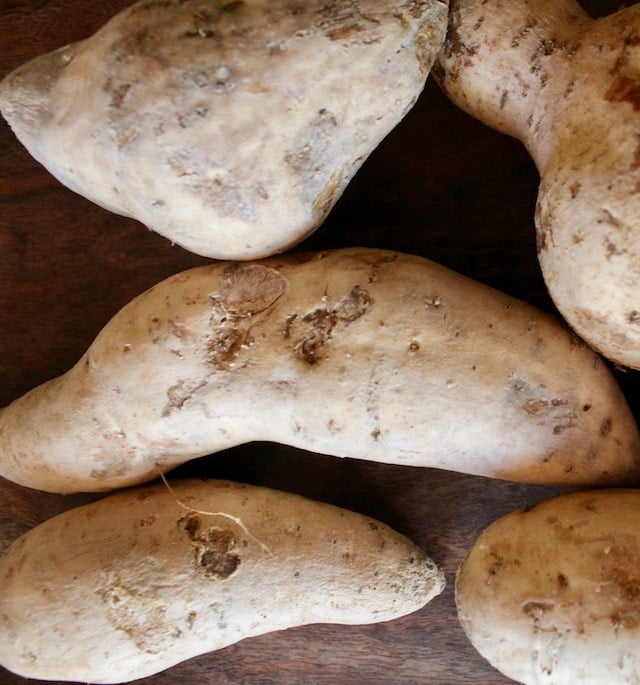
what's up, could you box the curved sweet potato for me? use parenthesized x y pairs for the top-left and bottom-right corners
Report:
(1, 248), (637, 492)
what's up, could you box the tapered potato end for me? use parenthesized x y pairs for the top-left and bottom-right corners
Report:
(0, 44), (75, 158)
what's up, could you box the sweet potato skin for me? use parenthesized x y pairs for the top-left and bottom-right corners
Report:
(456, 489), (640, 684)
(0, 0), (448, 259)
(434, 1), (640, 369)
(0, 478), (444, 684)
(0, 247), (638, 493)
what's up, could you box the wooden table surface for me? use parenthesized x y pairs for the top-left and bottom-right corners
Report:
(0, 1), (635, 684)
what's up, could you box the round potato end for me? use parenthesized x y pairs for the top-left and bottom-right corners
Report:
(456, 489), (640, 684)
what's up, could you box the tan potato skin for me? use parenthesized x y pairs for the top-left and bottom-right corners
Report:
(435, 1), (640, 369)
(456, 489), (640, 684)
(0, 478), (444, 684)
(0, 0), (448, 259)
(1, 247), (638, 493)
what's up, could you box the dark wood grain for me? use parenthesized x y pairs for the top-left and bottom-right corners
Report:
(0, 2), (636, 684)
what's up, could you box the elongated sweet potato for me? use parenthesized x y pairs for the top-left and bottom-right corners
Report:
(1, 248), (637, 492)
(0, 478), (444, 684)
(456, 488), (640, 684)
(0, 0), (447, 259)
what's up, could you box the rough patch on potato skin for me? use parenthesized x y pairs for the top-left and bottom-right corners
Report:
(161, 263), (287, 415)
(206, 263), (288, 369)
(178, 513), (241, 579)
(291, 285), (373, 365)
(98, 583), (183, 654)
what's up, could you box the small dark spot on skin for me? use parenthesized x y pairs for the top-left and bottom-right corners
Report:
(628, 311), (640, 324)
(630, 142), (640, 171)
(180, 513), (201, 541)
(569, 181), (581, 198)
(523, 399), (548, 415)
(605, 237), (623, 259)
(605, 75), (640, 110)
(441, 13), (478, 63)
(600, 417), (613, 437)
(536, 225), (548, 253)
(583, 403), (592, 412)
(487, 548), (504, 576)
(326, 23), (364, 41)
(611, 610), (640, 629)
(598, 209), (621, 228)
(371, 428), (381, 441)
(523, 600), (554, 617)
(557, 573), (569, 589)
(409, 340), (420, 352)
(500, 90), (508, 109)
(511, 18), (538, 48)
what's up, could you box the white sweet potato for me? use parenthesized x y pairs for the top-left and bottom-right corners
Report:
(435, 1), (640, 369)
(456, 488), (640, 684)
(1, 247), (638, 493)
(0, 0), (448, 259)
(437, 0), (640, 369)
(0, 478), (444, 684)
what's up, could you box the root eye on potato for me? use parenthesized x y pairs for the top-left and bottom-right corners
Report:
(0, 0), (449, 259)
(0, 247), (638, 493)
(0, 478), (445, 684)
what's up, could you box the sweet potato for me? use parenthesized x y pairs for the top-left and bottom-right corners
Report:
(1, 247), (638, 492)
(0, 0), (448, 259)
(435, 1), (640, 369)
(456, 488), (640, 684)
(0, 478), (444, 683)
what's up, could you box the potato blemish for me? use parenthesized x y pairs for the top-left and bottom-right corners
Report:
(294, 285), (372, 364)
(179, 513), (241, 579)
(98, 584), (178, 654)
(206, 263), (288, 368)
